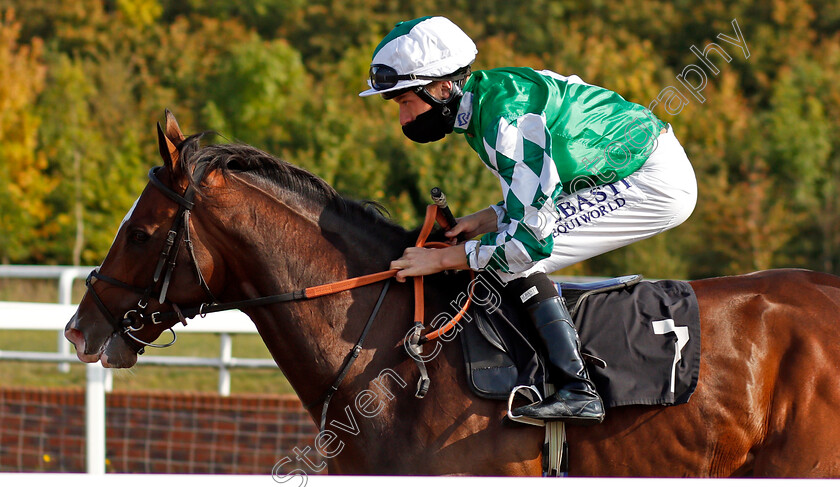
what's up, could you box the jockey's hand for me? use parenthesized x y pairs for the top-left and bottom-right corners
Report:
(390, 245), (470, 283)
(444, 207), (499, 243)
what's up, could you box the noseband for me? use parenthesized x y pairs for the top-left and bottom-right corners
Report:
(85, 166), (214, 354)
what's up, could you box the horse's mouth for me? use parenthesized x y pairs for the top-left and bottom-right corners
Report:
(65, 313), (138, 368)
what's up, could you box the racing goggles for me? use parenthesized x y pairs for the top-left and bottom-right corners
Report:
(369, 64), (471, 91)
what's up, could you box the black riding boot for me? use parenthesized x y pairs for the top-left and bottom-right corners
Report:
(511, 296), (605, 425)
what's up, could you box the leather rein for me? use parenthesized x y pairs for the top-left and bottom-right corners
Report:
(85, 165), (472, 425)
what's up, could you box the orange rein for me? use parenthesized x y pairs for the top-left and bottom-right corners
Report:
(303, 204), (473, 343)
(412, 204), (474, 343)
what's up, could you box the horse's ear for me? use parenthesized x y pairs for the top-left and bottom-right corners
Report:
(164, 109), (185, 145)
(157, 121), (179, 170)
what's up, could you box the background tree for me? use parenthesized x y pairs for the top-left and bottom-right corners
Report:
(0, 0), (836, 281)
(0, 10), (54, 264)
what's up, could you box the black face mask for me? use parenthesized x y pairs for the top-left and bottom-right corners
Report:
(402, 89), (462, 144)
(402, 108), (453, 143)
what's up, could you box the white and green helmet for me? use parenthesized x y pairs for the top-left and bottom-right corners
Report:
(359, 16), (477, 97)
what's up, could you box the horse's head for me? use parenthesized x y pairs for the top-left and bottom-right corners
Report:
(65, 110), (224, 367)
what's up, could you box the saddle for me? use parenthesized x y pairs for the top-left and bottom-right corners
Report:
(459, 274), (701, 409)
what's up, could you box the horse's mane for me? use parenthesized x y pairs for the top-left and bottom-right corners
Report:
(177, 132), (407, 235)
(175, 132), (468, 302)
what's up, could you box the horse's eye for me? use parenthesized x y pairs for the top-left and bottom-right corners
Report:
(129, 229), (151, 244)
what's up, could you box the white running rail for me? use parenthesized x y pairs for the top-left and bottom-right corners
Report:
(0, 265), (278, 474)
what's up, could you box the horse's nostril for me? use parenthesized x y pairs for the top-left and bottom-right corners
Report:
(65, 328), (84, 349)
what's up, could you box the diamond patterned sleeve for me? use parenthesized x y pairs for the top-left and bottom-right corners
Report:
(467, 114), (562, 274)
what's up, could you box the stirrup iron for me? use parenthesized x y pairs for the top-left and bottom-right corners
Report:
(507, 385), (545, 427)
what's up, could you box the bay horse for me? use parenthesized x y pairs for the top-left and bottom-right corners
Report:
(66, 111), (840, 477)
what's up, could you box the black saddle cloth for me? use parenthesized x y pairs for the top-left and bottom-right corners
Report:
(459, 275), (701, 408)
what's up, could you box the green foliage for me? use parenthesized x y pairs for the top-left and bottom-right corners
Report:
(203, 36), (309, 156)
(0, 10), (54, 264)
(116, 0), (163, 28)
(0, 0), (838, 279)
(36, 53), (100, 265)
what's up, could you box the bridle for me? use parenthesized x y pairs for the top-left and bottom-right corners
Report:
(84, 163), (473, 429)
(85, 165), (214, 353)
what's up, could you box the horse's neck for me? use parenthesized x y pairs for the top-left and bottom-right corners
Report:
(210, 189), (412, 406)
(207, 188), (491, 470)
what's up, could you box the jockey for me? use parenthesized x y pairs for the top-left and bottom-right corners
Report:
(362, 16), (697, 424)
